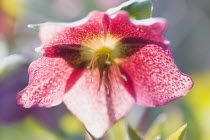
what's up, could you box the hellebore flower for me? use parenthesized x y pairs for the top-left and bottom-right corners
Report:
(17, 11), (193, 138)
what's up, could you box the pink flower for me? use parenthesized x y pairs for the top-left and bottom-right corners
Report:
(17, 11), (193, 138)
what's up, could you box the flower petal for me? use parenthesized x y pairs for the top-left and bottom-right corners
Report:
(17, 57), (76, 108)
(120, 44), (193, 107)
(39, 11), (168, 53)
(109, 11), (169, 47)
(63, 69), (135, 138)
(39, 11), (110, 51)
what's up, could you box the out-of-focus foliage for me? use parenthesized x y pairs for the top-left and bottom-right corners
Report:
(166, 124), (187, 140)
(0, 40), (8, 61)
(0, 0), (24, 38)
(0, 0), (24, 18)
(0, 116), (63, 140)
(184, 72), (210, 140)
(106, 0), (152, 19)
(0, 54), (27, 77)
(127, 125), (143, 140)
(59, 114), (86, 140)
(109, 120), (127, 140)
(144, 114), (167, 140)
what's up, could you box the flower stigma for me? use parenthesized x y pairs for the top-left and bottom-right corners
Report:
(86, 46), (127, 95)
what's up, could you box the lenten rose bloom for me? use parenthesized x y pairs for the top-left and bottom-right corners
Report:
(17, 11), (193, 138)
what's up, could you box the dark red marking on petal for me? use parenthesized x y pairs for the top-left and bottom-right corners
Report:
(43, 44), (91, 69)
(38, 11), (168, 54)
(120, 44), (193, 107)
(102, 13), (110, 40)
(63, 69), (135, 138)
(64, 69), (83, 93)
(39, 11), (110, 51)
(109, 11), (169, 47)
(17, 57), (75, 108)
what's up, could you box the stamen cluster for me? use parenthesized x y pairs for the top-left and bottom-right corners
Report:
(87, 47), (127, 94)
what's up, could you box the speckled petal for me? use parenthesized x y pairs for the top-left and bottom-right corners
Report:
(109, 11), (169, 46)
(39, 11), (110, 51)
(38, 11), (168, 53)
(120, 44), (193, 107)
(63, 69), (135, 138)
(17, 57), (76, 108)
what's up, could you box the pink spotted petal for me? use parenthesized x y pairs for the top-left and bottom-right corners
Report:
(63, 69), (135, 138)
(38, 11), (110, 51)
(38, 11), (168, 53)
(17, 57), (76, 108)
(120, 44), (193, 107)
(109, 11), (169, 46)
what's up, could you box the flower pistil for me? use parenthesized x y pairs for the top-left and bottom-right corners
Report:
(87, 46), (127, 94)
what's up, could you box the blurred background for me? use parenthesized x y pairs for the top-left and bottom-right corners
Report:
(0, 0), (209, 140)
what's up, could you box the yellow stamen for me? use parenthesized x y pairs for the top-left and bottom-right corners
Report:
(87, 46), (127, 94)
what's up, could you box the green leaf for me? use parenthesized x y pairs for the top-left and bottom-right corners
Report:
(106, 0), (153, 20)
(167, 124), (187, 140)
(144, 114), (167, 140)
(127, 125), (144, 140)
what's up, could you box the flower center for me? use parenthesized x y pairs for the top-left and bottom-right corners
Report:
(87, 47), (127, 94)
